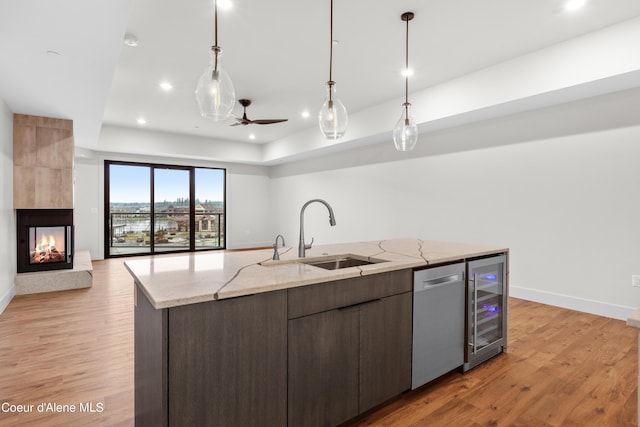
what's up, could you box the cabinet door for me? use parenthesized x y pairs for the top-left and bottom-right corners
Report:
(134, 285), (168, 427)
(168, 291), (287, 427)
(359, 293), (412, 412)
(288, 307), (360, 427)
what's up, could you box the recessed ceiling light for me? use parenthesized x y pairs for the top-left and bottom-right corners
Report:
(401, 68), (414, 77)
(301, 110), (310, 119)
(218, 0), (233, 10)
(137, 118), (147, 125)
(249, 133), (256, 140)
(565, 0), (586, 11)
(159, 82), (173, 91)
(124, 33), (139, 47)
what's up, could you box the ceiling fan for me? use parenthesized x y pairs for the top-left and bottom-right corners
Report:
(231, 99), (288, 126)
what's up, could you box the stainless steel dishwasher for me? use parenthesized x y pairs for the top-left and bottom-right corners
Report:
(412, 262), (465, 389)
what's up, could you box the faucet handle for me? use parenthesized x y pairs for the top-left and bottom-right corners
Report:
(304, 237), (315, 251)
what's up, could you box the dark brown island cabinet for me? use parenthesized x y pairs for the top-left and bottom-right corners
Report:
(134, 269), (412, 427)
(288, 269), (413, 426)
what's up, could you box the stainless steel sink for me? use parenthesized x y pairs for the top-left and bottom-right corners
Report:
(259, 254), (387, 269)
(300, 256), (383, 270)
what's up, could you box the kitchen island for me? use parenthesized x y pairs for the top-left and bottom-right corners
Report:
(126, 238), (508, 427)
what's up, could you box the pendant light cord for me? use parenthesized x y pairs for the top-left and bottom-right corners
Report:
(401, 12), (414, 125)
(213, 0), (219, 73)
(404, 14), (409, 108)
(328, 0), (334, 102)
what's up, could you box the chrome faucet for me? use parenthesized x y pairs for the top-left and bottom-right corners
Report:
(298, 199), (336, 257)
(272, 234), (285, 260)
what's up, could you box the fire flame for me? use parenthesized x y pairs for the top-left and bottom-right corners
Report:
(35, 234), (57, 254)
(30, 229), (66, 264)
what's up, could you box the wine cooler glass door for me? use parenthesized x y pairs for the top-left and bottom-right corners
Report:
(469, 256), (506, 354)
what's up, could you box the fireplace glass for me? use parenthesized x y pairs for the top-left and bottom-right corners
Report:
(29, 226), (70, 265)
(17, 209), (74, 273)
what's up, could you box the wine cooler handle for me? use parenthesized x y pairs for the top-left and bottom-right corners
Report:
(471, 273), (477, 353)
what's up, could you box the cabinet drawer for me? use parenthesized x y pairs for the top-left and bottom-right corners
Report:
(288, 269), (412, 319)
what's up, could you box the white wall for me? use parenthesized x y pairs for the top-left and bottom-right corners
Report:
(74, 155), (102, 258)
(269, 89), (640, 320)
(226, 166), (273, 249)
(71, 88), (640, 320)
(73, 150), (273, 260)
(0, 99), (15, 314)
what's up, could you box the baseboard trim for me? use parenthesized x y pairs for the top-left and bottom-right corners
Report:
(510, 285), (635, 321)
(0, 284), (16, 316)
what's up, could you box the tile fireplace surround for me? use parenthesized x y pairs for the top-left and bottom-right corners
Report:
(13, 114), (73, 209)
(13, 114), (92, 294)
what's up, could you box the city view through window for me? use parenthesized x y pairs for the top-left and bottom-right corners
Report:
(106, 162), (225, 257)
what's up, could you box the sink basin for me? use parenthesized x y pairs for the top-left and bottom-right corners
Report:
(300, 255), (384, 270)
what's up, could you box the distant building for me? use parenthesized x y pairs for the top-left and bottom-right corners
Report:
(196, 215), (216, 232)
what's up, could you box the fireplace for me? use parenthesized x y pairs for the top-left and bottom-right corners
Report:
(17, 209), (74, 273)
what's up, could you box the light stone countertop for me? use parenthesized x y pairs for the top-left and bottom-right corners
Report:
(125, 238), (508, 309)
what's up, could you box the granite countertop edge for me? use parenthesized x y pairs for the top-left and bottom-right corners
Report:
(125, 238), (508, 309)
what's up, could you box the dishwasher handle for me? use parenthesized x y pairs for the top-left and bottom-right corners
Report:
(418, 273), (463, 291)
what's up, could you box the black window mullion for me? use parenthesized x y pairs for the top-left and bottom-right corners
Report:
(104, 163), (111, 258)
(189, 167), (196, 251)
(150, 166), (155, 254)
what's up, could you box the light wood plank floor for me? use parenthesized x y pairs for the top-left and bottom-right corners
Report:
(0, 258), (637, 426)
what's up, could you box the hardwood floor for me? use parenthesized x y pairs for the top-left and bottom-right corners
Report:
(348, 299), (638, 427)
(0, 258), (134, 426)
(0, 258), (637, 426)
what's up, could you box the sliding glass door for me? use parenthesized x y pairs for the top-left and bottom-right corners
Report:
(154, 167), (191, 253)
(195, 167), (225, 250)
(107, 164), (152, 256)
(105, 161), (225, 258)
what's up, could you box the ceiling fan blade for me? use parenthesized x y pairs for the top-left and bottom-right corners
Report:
(231, 99), (288, 126)
(251, 119), (288, 125)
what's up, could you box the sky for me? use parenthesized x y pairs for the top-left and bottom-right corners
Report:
(109, 164), (224, 203)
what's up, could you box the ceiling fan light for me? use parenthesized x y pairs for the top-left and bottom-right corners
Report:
(195, 47), (235, 121)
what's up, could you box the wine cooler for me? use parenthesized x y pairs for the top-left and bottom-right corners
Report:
(464, 254), (507, 371)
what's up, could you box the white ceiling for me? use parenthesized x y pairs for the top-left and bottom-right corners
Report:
(2, 0), (640, 164)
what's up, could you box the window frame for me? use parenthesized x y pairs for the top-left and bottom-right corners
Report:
(104, 160), (227, 258)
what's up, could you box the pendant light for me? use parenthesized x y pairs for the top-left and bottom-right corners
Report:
(318, 0), (348, 139)
(393, 12), (418, 152)
(195, 0), (235, 121)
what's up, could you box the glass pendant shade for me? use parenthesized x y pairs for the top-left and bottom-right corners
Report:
(393, 103), (418, 151)
(195, 47), (235, 121)
(318, 82), (348, 139)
